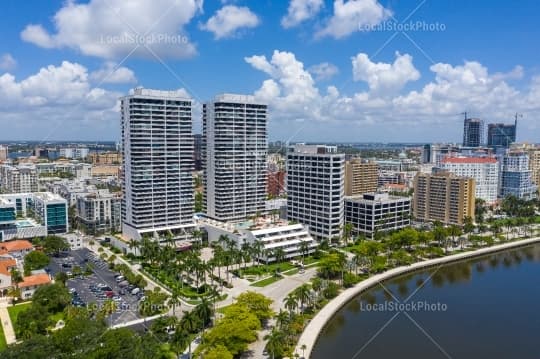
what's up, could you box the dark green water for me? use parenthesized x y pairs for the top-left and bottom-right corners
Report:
(312, 244), (540, 359)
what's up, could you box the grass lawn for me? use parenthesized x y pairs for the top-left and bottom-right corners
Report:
(237, 262), (296, 277)
(284, 268), (299, 276)
(250, 275), (283, 287)
(8, 302), (32, 332)
(0, 321), (6, 352)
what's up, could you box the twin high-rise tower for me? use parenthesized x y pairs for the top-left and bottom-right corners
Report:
(203, 94), (267, 222)
(121, 89), (267, 240)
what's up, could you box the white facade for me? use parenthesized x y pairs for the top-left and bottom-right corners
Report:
(0, 165), (38, 193)
(35, 162), (91, 180)
(500, 152), (537, 199)
(121, 88), (195, 240)
(200, 217), (317, 263)
(286, 144), (344, 240)
(440, 157), (499, 204)
(77, 190), (121, 235)
(59, 147), (89, 159)
(345, 192), (411, 239)
(203, 94), (267, 222)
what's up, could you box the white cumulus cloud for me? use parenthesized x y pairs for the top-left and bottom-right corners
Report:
(20, 0), (203, 59)
(315, 0), (392, 39)
(352, 52), (420, 95)
(281, 0), (324, 28)
(245, 49), (540, 142)
(309, 62), (339, 81)
(90, 62), (137, 84)
(200, 5), (260, 39)
(0, 53), (17, 71)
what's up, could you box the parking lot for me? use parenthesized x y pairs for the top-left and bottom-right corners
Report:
(48, 248), (145, 326)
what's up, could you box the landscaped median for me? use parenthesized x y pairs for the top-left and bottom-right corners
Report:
(295, 236), (540, 358)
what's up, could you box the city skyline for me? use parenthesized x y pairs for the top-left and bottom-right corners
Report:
(0, 0), (539, 143)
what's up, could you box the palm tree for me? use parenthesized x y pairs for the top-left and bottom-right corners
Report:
(180, 311), (198, 358)
(342, 222), (354, 244)
(170, 328), (191, 358)
(264, 328), (286, 359)
(283, 293), (298, 316)
(300, 344), (307, 359)
(194, 297), (213, 329)
(299, 240), (309, 263)
(169, 290), (181, 316)
(294, 284), (311, 312)
(274, 247), (286, 265)
(275, 309), (290, 330)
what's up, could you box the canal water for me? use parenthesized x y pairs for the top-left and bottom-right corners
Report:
(311, 244), (540, 359)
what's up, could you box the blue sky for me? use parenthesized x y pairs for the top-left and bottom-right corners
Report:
(1, 0), (539, 143)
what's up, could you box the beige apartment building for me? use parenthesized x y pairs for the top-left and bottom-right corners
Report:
(88, 152), (122, 165)
(344, 159), (378, 196)
(413, 171), (475, 226)
(527, 148), (540, 186)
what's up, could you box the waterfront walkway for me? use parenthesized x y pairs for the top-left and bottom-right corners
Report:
(295, 236), (540, 358)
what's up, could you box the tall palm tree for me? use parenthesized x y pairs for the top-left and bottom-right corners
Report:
(194, 297), (213, 329)
(264, 328), (286, 359)
(169, 290), (181, 316)
(170, 328), (191, 358)
(180, 310), (198, 358)
(299, 240), (309, 263)
(283, 293), (298, 316)
(275, 309), (290, 331)
(294, 284), (311, 312)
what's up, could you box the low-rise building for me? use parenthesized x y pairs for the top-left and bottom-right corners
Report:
(345, 193), (411, 239)
(19, 273), (52, 299)
(76, 190), (121, 235)
(0, 258), (16, 296)
(199, 216), (318, 263)
(0, 192), (68, 241)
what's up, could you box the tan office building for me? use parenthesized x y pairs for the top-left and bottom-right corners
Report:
(344, 159), (378, 196)
(527, 148), (540, 186)
(88, 152), (122, 165)
(413, 171), (475, 226)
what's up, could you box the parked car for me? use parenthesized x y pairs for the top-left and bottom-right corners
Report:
(131, 288), (140, 295)
(115, 276), (125, 282)
(118, 280), (129, 287)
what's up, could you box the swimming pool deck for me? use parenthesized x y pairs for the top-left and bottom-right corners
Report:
(295, 237), (540, 358)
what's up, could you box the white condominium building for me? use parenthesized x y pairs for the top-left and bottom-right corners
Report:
(286, 144), (345, 241)
(121, 88), (194, 240)
(500, 152), (537, 200)
(203, 94), (267, 222)
(440, 156), (499, 204)
(0, 165), (38, 194)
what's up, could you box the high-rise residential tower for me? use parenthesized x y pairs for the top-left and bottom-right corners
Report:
(500, 151), (537, 200)
(413, 171), (476, 225)
(487, 121), (517, 148)
(463, 118), (484, 147)
(344, 159), (378, 196)
(121, 88), (194, 240)
(203, 94), (267, 222)
(286, 144), (344, 240)
(440, 156), (499, 204)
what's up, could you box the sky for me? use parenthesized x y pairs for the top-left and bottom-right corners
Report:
(0, 0), (539, 143)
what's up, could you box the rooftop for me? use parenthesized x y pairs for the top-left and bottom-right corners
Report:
(0, 240), (33, 254)
(19, 273), (51, 288)
(0, 258), (17, 276)
(442, 156), (498, 164)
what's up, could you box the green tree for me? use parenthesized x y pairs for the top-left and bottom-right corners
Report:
(264, 328), (287, 359)
(235, 291), (274, 323)
(23, 250), (50, 275)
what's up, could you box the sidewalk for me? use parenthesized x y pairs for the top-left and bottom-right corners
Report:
(0, 302), (16, 345)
